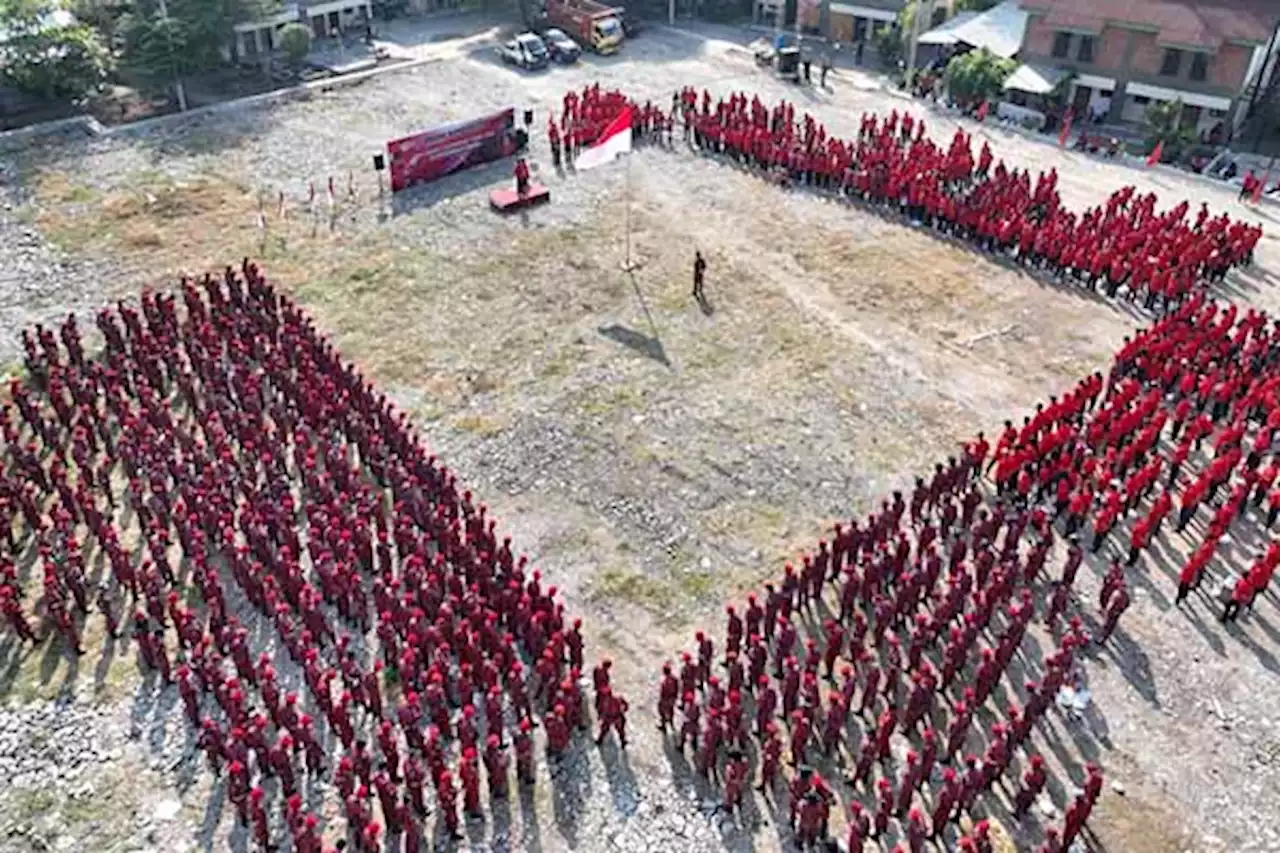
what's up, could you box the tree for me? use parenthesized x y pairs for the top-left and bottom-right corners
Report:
(119, 0), (279, 82)
(278, 22), (309, 67)
(944, 47), (1014, 107)
(874, 25), (903, 68)
(1144, 98), (1195, 162)
(0, 0), (114, 102)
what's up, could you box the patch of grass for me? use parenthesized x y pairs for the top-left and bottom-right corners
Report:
(415, 400), (447, 422)
(675, 568), (716, 599)
(545, 527), (595, 554)
(33, 171), (259, 267)
(0, 361), (26, 385)
(699, 500), (790, 548)
(684, 339), (737, 371)
(63, 789), (114, 825)
(579, 385), (644, 418)
(452, 413), (504, 437)
(13, 788), (57, 824)
(587, 553), (722, 625)
(588, 566), (677, 614)
(122, 222), (164, 248)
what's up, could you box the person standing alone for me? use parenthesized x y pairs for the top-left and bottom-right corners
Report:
(693, 251), (707, 302)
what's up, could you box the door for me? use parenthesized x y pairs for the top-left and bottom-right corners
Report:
(1072, 85), (1091, 113)
(1181, 103), (1202, 130)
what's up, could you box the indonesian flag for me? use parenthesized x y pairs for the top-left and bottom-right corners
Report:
(975, 100), (989, 123)
(576, 107), (633, 170)
(1146, 140), (1163, 168)
(1252, 167), (1269, 204)
(1058, 114), (1073, 148)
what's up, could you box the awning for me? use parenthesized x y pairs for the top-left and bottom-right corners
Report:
(1003, 62), (1067, 95)
(1074, 73), (1117, 92)
(919, 11), (980, 47)
(829, 3), (898, 23)
(944, 0), (1029, 60)
(1125, 81), (1232, 113)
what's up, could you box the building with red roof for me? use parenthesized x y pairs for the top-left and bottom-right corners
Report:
(1015, 0), (1280, 136)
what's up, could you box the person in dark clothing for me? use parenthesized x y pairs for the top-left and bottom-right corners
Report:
(693, 251), (707, 302)
(514, 158), (530, 196)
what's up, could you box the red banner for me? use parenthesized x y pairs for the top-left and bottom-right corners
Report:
(387, 108), (517, 193)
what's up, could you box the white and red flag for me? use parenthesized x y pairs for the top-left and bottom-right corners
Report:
(576, 107), (633, 170)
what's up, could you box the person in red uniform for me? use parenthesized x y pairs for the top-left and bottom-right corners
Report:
(514, 157), (531, 196)
(597, 687), (630, 747)
(657, 661), (678, 731)
(514, 718), (536, 785)
(757, 721), (782, 793)
(723, 749), (747, 813)
(435, 767), (461, 839)
(1014, 754), (1047, 815)
(459, 747), (482, 816)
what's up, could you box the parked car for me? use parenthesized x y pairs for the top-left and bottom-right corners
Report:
(541, 27), (581, 63)
(498, 32), (550, 70)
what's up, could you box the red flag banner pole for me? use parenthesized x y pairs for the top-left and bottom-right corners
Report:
(1146, 140), (1164, 168)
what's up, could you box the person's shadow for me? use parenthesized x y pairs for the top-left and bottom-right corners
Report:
(696, 292), (715, 316)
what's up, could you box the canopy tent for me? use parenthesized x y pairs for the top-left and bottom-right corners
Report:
(918, 11), (980, 47)
(934, 0), (1029, 59)
(1003, 62), (1068, 95)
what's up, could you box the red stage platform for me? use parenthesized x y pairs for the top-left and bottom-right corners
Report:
(490, 184), (550, 213)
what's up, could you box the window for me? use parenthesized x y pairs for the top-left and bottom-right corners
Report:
(1133, 95), (1150, 105)
(1161, 48), (1182, 77)
(1052, 31), (1071, 58)
(1077, 35), (1095, 63)
(1190, 53), (1209, 82)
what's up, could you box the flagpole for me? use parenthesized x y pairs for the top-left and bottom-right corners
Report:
(622, 151), (641, 272)
(624, 153), (632, 269)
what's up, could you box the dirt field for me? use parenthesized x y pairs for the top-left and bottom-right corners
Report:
(2, 22), (1279, 853)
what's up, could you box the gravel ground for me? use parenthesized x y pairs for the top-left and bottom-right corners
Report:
(2, 22), (1280, 853)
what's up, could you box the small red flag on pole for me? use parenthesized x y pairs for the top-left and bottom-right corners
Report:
(1058, 115), (1073, 148)
(975, 100), (989, 123)
(1146, 140), (1164, 168)
(1252, 168), (1269, 204)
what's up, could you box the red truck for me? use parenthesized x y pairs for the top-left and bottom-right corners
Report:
(544, 0), (625, 54)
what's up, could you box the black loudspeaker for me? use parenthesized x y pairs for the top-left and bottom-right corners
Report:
(523, 109), (534, 127)
(373, 153), (386, 171)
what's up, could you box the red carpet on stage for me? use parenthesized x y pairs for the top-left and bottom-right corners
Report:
(490, 184), (550, 213)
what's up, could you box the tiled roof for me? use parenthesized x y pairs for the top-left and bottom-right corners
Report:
(1020, 0), (1279, 50)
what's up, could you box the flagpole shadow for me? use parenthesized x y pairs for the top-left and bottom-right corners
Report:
(597, 270), (671, 368)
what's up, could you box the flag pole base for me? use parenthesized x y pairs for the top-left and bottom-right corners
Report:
(620, 258), (643, 272)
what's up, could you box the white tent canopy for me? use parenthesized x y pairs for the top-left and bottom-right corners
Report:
(1004, 62), (1068, 95)
(918, 11), (980, 47)
(931, 0), (1029, 60)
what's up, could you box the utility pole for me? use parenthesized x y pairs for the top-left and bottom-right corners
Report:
(1249, 15), (1280, 152)
(905, 0), (934, 80)
(668, 0), (674, 26)
(1247, 16), (1280, 119)
(156, 0), (188, 112)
